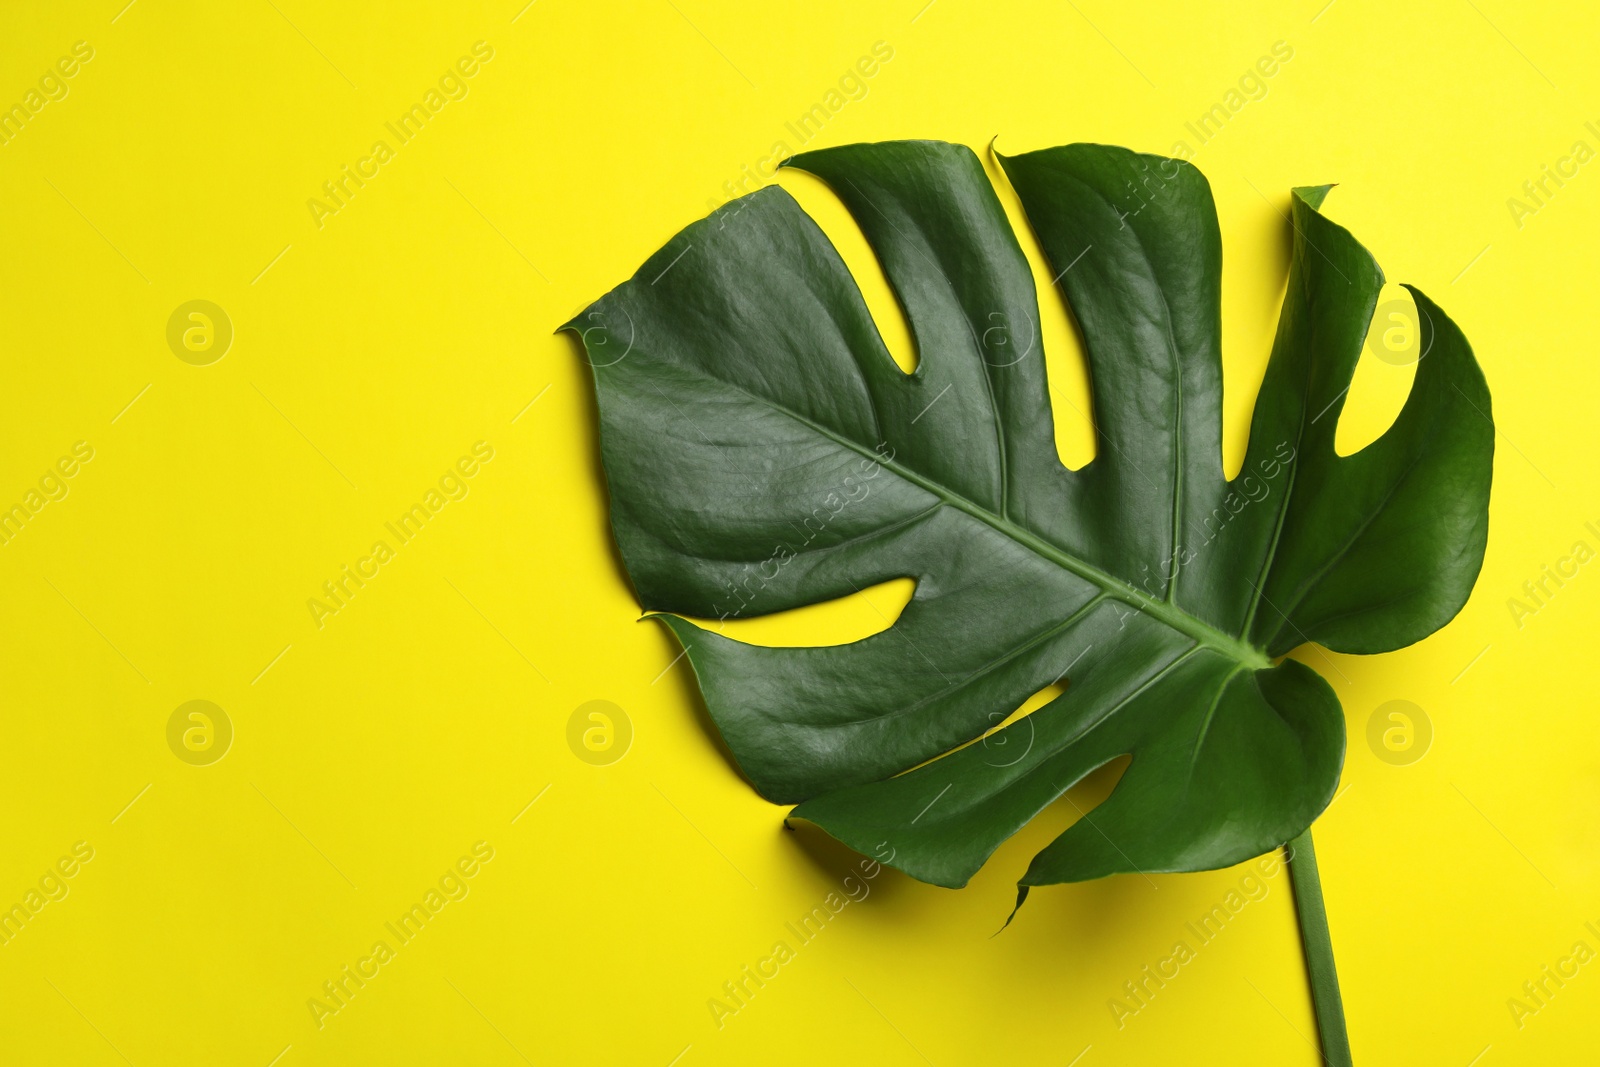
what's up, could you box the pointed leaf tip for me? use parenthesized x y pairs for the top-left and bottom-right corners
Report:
(993, 885), (1030, 937)
(1293, 184), (1338, 210)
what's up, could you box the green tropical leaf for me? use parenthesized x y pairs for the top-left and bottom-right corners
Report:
(563, 139), (1492, 893)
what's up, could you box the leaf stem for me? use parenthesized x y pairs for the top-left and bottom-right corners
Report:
(1285, 827), (1353, 1066)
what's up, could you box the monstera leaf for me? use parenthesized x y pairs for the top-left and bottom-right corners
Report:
(564, 140), (1492, 896)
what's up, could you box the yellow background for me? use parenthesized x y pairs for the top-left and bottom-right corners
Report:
(1, 1), (1595, 1063)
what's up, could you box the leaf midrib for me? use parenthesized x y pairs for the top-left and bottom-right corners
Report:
(666, 358), (1271, 670)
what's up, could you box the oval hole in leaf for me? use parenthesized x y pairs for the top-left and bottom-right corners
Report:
(1037, 753), (1133, 836)
(1059, 754), (1133, 823)
(779, 168), (919, 375)
(987, 147), (1097, 471)
(896, 677), (1073, 777)
(1335, 282), (1419, 457)
(985, 678), (1068, 737)
(682, 576), (917, 648)
(977, 753), (1132, 879)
